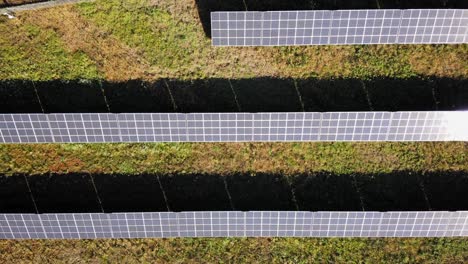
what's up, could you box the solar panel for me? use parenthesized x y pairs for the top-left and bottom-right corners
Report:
(1, 211), (467, 239)
(0, 111), (467, 143)
(211, 9), (468, 46)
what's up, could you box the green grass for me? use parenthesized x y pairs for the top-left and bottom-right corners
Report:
(1, 238), (467, 263)
(273, 45), (417, 79)
(77, 0), (467, 80)
(349, 45), (416, 79)
(0, 19), (100, 80)
(78, 1), (209, 71)
(77, 0), (468, 80)
(0, 142), (466, 175)
(0, 0), (465, 80)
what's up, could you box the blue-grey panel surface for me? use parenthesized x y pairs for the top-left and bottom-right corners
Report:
(0, 112), (467, 143)
(1, 211), (467, 239)
(211, 9), (468, 46)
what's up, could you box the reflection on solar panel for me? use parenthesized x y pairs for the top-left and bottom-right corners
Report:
(1, 211), (467, 239)
(0, 112), (467, 143)
(211, 9), (468, 46)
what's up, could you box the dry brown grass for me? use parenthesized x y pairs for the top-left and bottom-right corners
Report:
(1, 142), (467, 176)
(267, 46), (357, 78)
(149, 0), (199, 24)
(0, 13), (100, 79)
(408, 45), (468, 78)
(0, 238), (467, 263)
(19, 5), (151, 81)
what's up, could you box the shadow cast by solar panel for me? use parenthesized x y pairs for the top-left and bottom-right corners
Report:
(0, 174), (36, 213)
(1, 170), (466, 213)
(1, 77), (467, 113)
(194, 0), (468, 37)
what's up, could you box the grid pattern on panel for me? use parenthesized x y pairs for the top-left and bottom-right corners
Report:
(211, 9), (468, 46)
(0, 112), (467, 143)
(1, 211), (467, 239)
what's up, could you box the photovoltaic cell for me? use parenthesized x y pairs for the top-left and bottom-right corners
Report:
(0, 112), (467, 143)
(1, 211), (467, 239)
(211, 9), (468, 46)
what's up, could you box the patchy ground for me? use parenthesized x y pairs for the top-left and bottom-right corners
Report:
(20, 5), (150, 80)
(1, 0), (467, 81)
(0, 142), (467, 176)
(1, 237), (467, 263)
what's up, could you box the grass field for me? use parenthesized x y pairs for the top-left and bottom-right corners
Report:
(1, 0), (467, 81)
(1, 238), (468, 263)
(1, 142), (467, 175)
(0, 0), (467, 262)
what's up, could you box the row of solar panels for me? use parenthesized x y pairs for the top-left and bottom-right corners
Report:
(2, 211), (467, 239)
(1, 112), (467, 143)
(211, 9), (468, 45)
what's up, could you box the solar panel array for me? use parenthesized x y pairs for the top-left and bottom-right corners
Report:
(211, 9), (468, 46)
(1, 211), (467, 239)
(0, 111), (467, 143)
